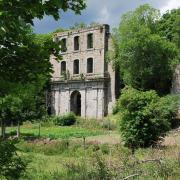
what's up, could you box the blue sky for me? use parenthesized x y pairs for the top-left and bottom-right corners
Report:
(33, 0), (180, 34)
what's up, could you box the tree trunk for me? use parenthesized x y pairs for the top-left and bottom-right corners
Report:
(0, 120), (2, 137)
(17, 120), (20, 138)
(38, 120), (41, 138)
(1, 120), (6, 139)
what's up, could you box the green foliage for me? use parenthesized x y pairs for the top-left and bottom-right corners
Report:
(0, 82), (46, 128)
(101, 119), (116, 130)
(53, 27), (67, 33)
(0, 0), (86, 26)
(157, 8), (180, 47)
(70, 22), (87, 29)
(92, 154), (112, 179)
(116, 87), (179, 148)
(110, 4), (178, 94)
(34, 33), (53, 45)
(18, 139), (70, 156)
(76, 117), (102, 129)
(157, 8), (180, 74)
(53, 113), (77, 126)
(11, 133), (180, 179)
(0, 140), (27, 179)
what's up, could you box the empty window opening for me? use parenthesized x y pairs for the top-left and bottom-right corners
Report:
(74, 36), (80, 51)
(73, 59), (79, 74)
(61, 61), (66, 75)
(70, 91), (81, 116)
(87, 33), (93, 49)
(87, 58), (93, 73)
(61, 38), (67, 52)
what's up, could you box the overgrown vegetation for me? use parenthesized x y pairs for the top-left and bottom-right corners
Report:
(53, 112), (77, 126)
(107, 4), (180, 151)
(109, 5), (179, 94)
(0, 140), (27, 179)
(114, 87), (180, 148)
(15, 132), (180, 179)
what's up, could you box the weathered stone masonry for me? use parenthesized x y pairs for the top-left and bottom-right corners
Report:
(172, 65), (180, 94)
(50, 24), (118, 119)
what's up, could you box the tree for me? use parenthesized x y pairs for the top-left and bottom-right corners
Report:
(157, 8), (180, 68)
(0, 0), (86, 137)
(157, 8), (180, 47)
(0, 80), (47, 138)
(109, 4), (178, 94)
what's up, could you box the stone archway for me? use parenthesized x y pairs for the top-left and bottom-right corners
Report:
(70, 91), (81, 116)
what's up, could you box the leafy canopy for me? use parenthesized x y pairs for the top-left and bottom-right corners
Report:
(109, 4), (178, 94)
(157, 8), (180, 67)
(157, 8), (180, 47)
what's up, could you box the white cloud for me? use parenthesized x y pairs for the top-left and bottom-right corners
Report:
(34, 0), (179, 33)
(97, 6), (110, 23)
(160, 0), (180, 14)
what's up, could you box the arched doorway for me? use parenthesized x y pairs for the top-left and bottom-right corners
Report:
(70, 91), (81, 116)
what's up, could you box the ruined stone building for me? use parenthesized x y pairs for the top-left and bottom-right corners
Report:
(50, 24), (119, 119)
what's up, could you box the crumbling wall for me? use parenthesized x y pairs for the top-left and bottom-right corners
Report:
(171, 65), (180, 94)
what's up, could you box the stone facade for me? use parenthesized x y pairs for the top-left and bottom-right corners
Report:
(171, 65), (180, 94)
(171, 65), (180, 117)
(50, 24), (118, 119)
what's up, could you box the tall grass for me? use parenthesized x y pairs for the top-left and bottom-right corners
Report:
(18, 134), (180, 179)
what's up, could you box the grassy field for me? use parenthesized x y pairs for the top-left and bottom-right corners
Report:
(16, 129), (180, 179)
(7, 123), (106, 139)
(5, 120), (180, 179)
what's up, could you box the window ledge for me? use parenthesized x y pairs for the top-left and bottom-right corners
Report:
(60, 51), (67, 55)
(73, 50), (80, 53)
(86, 48), (94, 51)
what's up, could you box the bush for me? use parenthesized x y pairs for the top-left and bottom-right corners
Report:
(0, 140), (27, 179)
(117, 87), (180, 149)
(54, 112), (77, 126)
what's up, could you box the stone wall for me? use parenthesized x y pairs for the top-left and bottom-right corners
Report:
(171, 65), (180, 118)
(51, 80), (106, 119)
(171, 65), (180, 94)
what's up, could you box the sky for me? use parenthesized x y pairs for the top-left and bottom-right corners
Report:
(33, 0), (180, 34)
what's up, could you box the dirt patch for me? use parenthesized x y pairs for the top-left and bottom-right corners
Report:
(85, 133), (121, 145)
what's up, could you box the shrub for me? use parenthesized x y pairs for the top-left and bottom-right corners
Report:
(0, 140), (27, 179)
(112, 102), (120, 114)
(54, 112), (77, 126)
(118, 87), (180, 149)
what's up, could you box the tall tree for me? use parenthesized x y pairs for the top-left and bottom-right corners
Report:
(109, 4), (178, 94)
(0, 0), (86, 137)
(157, 8), (180, 47)
(157, 8), (180, 66)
